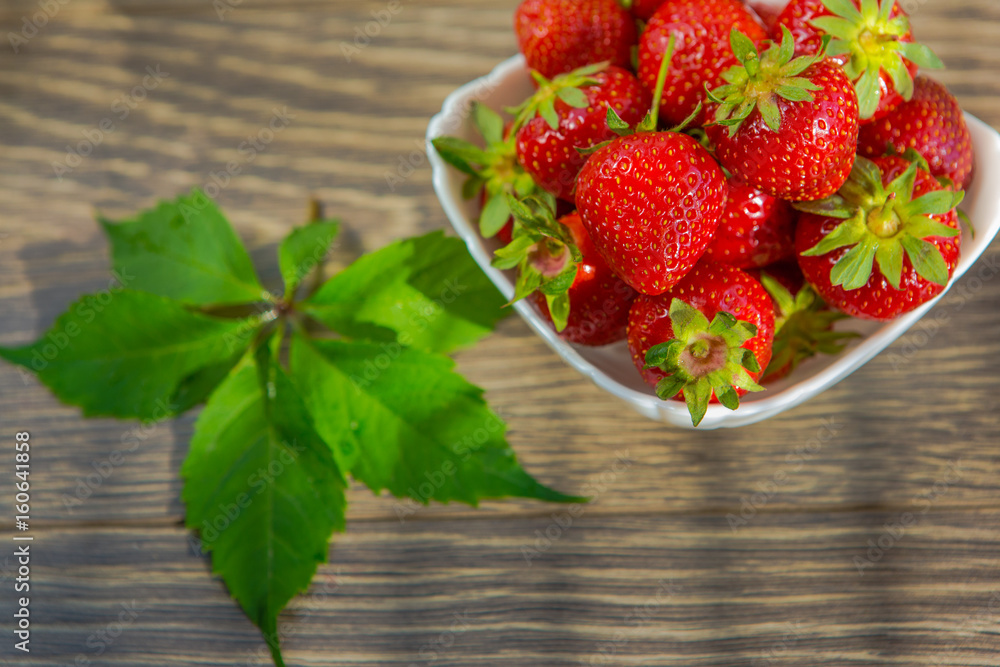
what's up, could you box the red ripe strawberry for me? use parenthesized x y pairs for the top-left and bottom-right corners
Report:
(576, 39), (729, 295)
(749, 262), (859, 382)
(705, 28), (860, 201)
(514, 0), (637, 80)
(531, 212), (637, 345)
(795, 155), (964, 321)
(638, 0), (767, 126)
(513, 64), (651, 201)
(576, 132), (728, 295)
(703, 175), (797, 268)
(627, 261), (775, 426)
(858, 76), (974, 190)
(773, 0), (943, 122)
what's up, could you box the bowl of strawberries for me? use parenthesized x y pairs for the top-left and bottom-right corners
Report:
(426, 0), (1000, 429)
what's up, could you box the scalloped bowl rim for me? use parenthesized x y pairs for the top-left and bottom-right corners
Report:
(426, 54), (1000, 429)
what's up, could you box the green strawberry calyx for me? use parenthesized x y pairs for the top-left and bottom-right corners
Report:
(811, 0), (942, 119)
(430, 103), (542, 238)
(757, 273), (859, 381)
(795, 156), (964, 291)
(506, 62), (608, 133)
(643, 299), (764, 427)
(707, 26), (830, 138)
(491, 195), (581, 331)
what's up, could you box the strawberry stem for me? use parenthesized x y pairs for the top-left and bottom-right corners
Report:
(647, 35), (676, 130)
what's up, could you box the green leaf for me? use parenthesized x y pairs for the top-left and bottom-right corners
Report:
(684, 380), (712, 427)
(303, 232), (507, 354)
(479, 193), (513, 238)
(775, 86), (815, 103)
(290, 336), (584, 507)
(669, 299), (711, 341)
(792, 195), (854, 219)
(607, 106), (632, 136)
(855, 68), (882, 120)
(430, 137), (487, 176)
(905, 215), (960, 241)
(903, 190), (965, 218)
(278, 221), (339, 297)
(729, 28), (758, 65)
(900, 41), (944, 69)
(901, 234), (951, 286)
(0, 290), (256, 419)
(556, 86), (590, 109)
(758, 95), (782, 132)
(801, 217), (867, 256)
(821, 0), (863, 23)
(875, 240), (904, 290)
(473, 103), (505, 145)
(99, 191), (266, 306)
(182, 347), (346, 667)
(546, 292), (571, 332)
(492, 235), (536, 270)
(810, 16), (857, 41)
(830, 238), (879, 290)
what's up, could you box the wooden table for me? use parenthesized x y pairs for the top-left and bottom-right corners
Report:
(1, 1), (999, 664)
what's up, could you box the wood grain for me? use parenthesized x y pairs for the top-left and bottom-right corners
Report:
(3, 511), (1000, 666)
(0, 0), (999, 665)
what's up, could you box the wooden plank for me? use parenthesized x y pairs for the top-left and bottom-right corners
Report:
(4, 510), (1000, 666)
(0, 2), (999, 527)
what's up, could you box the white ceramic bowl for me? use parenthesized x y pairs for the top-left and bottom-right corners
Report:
(426, 55), (1000, 429)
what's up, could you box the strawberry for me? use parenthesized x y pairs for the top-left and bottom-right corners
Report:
(705, 28), (860, 201)
(627, 261), (775, 426)
(795, 155), (964, 321)
(493, 197), (636, 345)
(703, 174), (798, 268)
(512, 64), (651, 201)
(432, 104), (550, 239)
(575, 39), (729, 295)
(750, 262), (859, 382)
(637, 0), (768, 126)
(772, 0), (943, 122)
(858, 75), (975, 190)
(514, 0), (637, 80)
